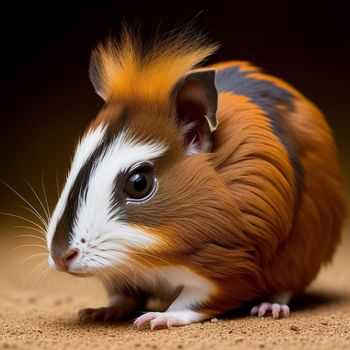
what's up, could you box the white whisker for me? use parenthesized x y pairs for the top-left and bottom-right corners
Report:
(2, 180), (48, 229)
(20, 206), (48, 230)
(14, 244), (47, 250)
(14, 227), (46, 238)
(0, 212), (46, 233)
(95, 242), (170, 282)
(21, 252), (48, 263)
(41, 174), (51, 222)
(118, 259), (155, 288)
(23, 177), (50, 224)
(25, 259), (48, 285)
(98, 265), (115, 293)
(127, 248), (172, 267)
(87, 255), (130, 296)
(15, 252), (48, 276)
(15, 232), (47, 242)
(31, 266), (49, 290)
(106, 265), (133, 296)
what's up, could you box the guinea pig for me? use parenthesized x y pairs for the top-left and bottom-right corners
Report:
(46, 29), (348, 329)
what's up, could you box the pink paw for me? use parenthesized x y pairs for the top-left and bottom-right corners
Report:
(251, 302), (290, 319)
(134, 312), (181, 330)
(134, 311), (197, 330)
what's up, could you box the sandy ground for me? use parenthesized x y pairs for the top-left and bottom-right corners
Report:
(0, 225), (349, 350)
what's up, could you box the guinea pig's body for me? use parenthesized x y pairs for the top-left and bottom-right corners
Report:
(46, 31), (347, 328)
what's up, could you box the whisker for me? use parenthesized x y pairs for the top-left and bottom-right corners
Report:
(128, 256), (164, 287)
(75, 266), (90, 291)
(89, 251), (154, 293)
(41, 174), (51, 221)
(15, 252), (48, 276)
(19, 206), (48, 230)
(2, 180), (48, 229)
(22, 177), (50, 225)
(127, 249), (172, 267)
(81, 269), (93, 291)
(90, 232), (105, 244)
(21, 252), (48, 263)
(96, 243), (171, 281)
(31, 267), (50, 290)
(14, 244), (47, 250)
(22, 253), (49, 263)
(87, 241), (166, 288)
(25, 259), (48, 285)
(14, 232), (46, 243)
(91, 240), (172, 267)
(106, 265), (133, 297)
(99, 266), (115, 293)
(118, 259), (156, 289)
(116, 248), (170, 284)
(0, 212), (46, 233)
(14, 227), (46, 239)
(87, 256), (126, 296)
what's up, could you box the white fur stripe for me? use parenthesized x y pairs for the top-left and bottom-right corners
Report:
(72, 129), (165, 241)
(46, 125), (106, 247)
(47, 126), (166, 258)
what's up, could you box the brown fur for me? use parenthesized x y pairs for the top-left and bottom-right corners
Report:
(85, 34), (347, 317)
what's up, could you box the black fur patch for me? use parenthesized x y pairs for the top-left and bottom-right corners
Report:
(215, 66), (303, 195)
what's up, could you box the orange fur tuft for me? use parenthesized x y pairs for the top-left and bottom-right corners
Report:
(90, 28), (218, 102)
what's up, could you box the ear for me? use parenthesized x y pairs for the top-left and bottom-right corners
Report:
(89, 51), (108, 101)
(172, 70), (218, 154)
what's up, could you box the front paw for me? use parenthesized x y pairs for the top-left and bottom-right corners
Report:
(78, 307), (128, 322)
(134, 310), (205, 330)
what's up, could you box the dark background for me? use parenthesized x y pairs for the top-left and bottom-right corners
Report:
(1, 1), (349, 222)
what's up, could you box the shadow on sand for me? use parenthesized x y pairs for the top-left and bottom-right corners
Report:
(221, 290), (349, 319)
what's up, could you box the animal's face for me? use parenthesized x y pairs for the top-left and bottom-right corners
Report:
(46, 101), (231, 276)
(46, 103), (171, 273)
(47, 36), (223, 276)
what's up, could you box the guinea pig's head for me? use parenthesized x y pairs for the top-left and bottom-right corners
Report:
(46, 35), (234, 277)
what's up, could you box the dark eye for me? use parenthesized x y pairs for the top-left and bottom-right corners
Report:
(125, 167), (156, 200)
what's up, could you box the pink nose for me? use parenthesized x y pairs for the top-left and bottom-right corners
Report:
(54, 248), (80, 272)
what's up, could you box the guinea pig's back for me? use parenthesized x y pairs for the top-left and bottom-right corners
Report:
(206, 61), (348, 295)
